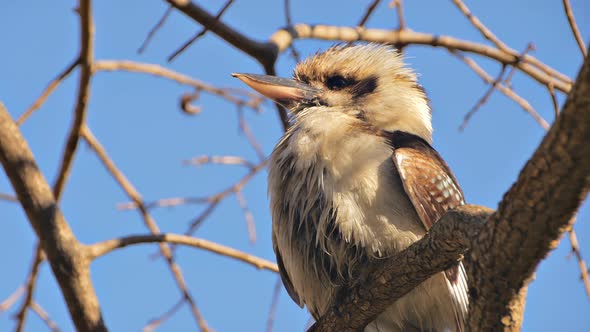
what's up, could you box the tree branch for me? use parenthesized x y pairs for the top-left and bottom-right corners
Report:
(0, 102), (106, 331)
(87, 233), (278, 272)
(467, 50), (590, 331)
(309, 205), (493, 331)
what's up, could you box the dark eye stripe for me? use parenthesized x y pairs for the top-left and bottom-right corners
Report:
(326, 75), (355, 90)
(351, 76), (378, 98)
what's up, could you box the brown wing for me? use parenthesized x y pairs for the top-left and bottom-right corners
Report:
(387, 131), (468, 332)
(272, 233), (303, 307)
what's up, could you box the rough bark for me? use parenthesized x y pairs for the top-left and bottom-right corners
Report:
(0, 104), (107, 332)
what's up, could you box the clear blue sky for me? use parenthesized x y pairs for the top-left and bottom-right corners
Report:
(1, 0), (589, 331)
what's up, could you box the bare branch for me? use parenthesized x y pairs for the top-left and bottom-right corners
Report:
(168, 0), (235, 62)
(14, 245), (43, 332)
(0, 101), (106, 331)
(165, 0), (277, 67)
(183, 155), (256, 170)
(93, 60), (263, 110)
(87, 233), (279, 272)
(235, 190), (256, 244)
(0, 287), (24, 313)
(80, 124), (211, 331)
(568, 228), (590, 298)
(450, 0), (509, 51)
(357, 0), (382, 27)
(143, 298), (184, 332)
(309, 205), (492, 331)
(459, 64), (507, 131)
(265, 278), (282, 332)
(269, 25), (572, 92)
(562, 0), (587, 57)
(467, 51), (590, 331)
(16, 58), (80, 125)
(450, 50), (550, 130)
(0, 192), (18, 202)
(138, 5), (173, 54)
(30, 302), (61, 332)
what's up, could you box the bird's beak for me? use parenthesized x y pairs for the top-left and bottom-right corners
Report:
(232, 73), (320, 109)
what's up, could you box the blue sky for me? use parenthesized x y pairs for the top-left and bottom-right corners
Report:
(1, 0), (589, 331)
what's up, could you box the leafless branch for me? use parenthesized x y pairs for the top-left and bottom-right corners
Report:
(16, 57), (80, 125)
(80, 124), (211, 332)
(235, 190), (256, 244)
(168, 0), (235, 62)
(0, 100), (106, 331)
(93, 60), (264, 110)
(562, 0), (587, 57)
(459, 64), (507, 131)
(357, 0), (382, 27)
(450, 50), (550, 130)
(138, 5), (173, 54)
(87, 233), (279, 272)
(183, 155), (256, 170)
(568, 227), (590, 298)
(143, 298), (184, 332)
(0, 192), (18, 202)
(0, 287), (24, 313)
(14, 245), (43, 332)
(30, 302), (61, 332)
(265, 277), (282, 332)
(268, 25), (572, 92)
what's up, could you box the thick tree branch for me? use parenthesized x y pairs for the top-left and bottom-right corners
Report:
(269, 25), (571, 93)
(467, 51), (590, 331)
(165, 0), (277, 67)
(309, 205), (493, 331)
(0, 102), (106, 331)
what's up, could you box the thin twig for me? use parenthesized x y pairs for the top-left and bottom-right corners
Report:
(450, 50), (550, 130)
(548, 84), (560, 119)
(237, 107), (266, 161)
(235, 190), (256, 244)
(459, 64), (507, 131)
(183, 155), (256, 170)
(502, 43), (536, 88)
(568, 228), (590, 298)
(87, 233), (279, 272)
(0, 287), (24, 313)
(80, 125), (211, 332)
(450, 0), (509, 51)
(52, 0), (95, 200)
(562, 0), (587, 57)
(283, 0), (301, 62)
(0, 192), (18, 202)
(93, 60), (264, 110)
(16, 58), (80, 125)
(393, 0), (405, 30)
(14, 246), (43, 332)
(30, 302), (60, 332)
(143, 298), (184, 332)
(358, 0), (382, 27)
(265, 277), (282, 332)
(167, 0), (235, 62)
(138, 5), (173, 54)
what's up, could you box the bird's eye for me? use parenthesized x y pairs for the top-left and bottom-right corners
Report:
(326, 75), (353, 90)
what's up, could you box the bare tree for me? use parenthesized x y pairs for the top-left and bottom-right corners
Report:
(0, 1), (588, 331)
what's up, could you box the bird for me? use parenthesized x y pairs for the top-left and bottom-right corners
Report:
(233, 43), (468, 332)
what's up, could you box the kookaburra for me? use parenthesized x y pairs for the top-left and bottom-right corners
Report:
(234, 44), (468, 332)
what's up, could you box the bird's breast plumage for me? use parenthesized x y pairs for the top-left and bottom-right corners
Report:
(269, 121), (460, 330)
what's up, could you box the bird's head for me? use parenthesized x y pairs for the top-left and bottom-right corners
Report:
(233, 43), (432, 143)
